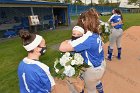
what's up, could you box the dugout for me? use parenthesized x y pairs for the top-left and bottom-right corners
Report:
(0, 0), (70, 38)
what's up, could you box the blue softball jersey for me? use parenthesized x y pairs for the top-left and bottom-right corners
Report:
(70, 31), (104, 67)
(109, 14), (123, 29)
(18, 57), (55, 93)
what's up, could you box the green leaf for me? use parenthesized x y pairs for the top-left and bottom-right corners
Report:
(55, 62), (62, 69)
(65, 59), (72, 66)
(57, 67), (65, 74)
(82, 63), (91, 68)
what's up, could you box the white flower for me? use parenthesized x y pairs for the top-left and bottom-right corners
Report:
(54, 52), (86, 78)
(59, 58), (67, 66)
(74, 53), (84, 65)
(105, 26), (109, 32)
(65, 52), (70, 57)
(104, 23), (110, 33)
(59, 52), (72, 66)
(105, 22), (109, 27)
(55, 69), (59, 73)
(63, 65), (75, 77)
(71, 60), (76, 65)
(100, 22), (105, 25)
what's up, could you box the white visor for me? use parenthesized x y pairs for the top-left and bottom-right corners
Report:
(23, 35), (42, 51)
(72, 26), (84, 34)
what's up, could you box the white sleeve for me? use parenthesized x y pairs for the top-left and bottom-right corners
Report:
(108, 14), (115, 22)
(36, 62), (55, 87)
(70, 31), (92, 47)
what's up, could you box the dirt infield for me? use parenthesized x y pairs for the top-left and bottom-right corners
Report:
(102, 26), (140, 93)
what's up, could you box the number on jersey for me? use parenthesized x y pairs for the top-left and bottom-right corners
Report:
(97, 37), (103, 53)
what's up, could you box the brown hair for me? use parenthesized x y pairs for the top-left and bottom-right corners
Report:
(19, 29), (36, 46)
(113, 8), (123, 21)
(77, 12), (85, 30)
(82, 8), (100, 34)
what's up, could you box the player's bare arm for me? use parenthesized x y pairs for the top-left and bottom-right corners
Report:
(111, 20), (122, 27)
(59, 40), (74, 52)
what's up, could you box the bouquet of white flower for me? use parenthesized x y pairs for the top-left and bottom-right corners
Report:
(99, 21), (111, 43)
(54, 52), (90, 79)
(100, 22), (110, 35)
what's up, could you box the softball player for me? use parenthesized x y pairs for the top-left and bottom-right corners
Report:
(71, 25), (105, 93)
(108, 8), (123, 61)
(18, 30), (55, 93)
(59, 9), (106, 93)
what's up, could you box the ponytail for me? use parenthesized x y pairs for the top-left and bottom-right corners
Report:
(19, 29), (36, 46)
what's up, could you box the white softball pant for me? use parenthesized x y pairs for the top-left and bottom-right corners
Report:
(109, 28), (123, 49)
(83, 60), (106, 93)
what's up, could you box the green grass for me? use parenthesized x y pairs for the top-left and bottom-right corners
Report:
(0, 13), (140, 93)
(71, 15), (79, 20)
(71, 13), (140, 30)
(0, 30), (72, 93)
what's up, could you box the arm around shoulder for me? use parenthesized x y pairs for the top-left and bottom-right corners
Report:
(59, 40), (74, 52)
(111, 20), (122, 27)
